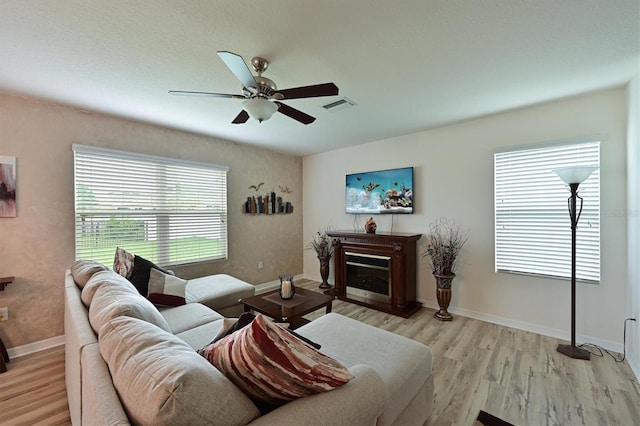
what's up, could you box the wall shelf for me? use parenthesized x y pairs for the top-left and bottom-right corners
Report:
(243, 192), (293, 215)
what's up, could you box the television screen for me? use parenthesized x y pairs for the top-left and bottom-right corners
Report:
(345, 167), (413, 214)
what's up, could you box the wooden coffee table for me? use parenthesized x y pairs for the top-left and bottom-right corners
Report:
(241, 287), (333, 329)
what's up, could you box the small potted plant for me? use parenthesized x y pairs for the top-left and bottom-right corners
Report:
(423, 218), (468, 321)
(306, 230), (334, 289)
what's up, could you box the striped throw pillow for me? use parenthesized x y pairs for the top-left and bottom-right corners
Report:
(199, 314), (353, 407)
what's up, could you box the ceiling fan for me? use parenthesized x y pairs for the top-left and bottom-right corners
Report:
(169, 51), (339, 125)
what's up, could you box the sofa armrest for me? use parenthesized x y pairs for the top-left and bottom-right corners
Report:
(248, 364), (386, 426)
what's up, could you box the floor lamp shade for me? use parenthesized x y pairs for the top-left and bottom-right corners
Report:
(552, 166), (598, 185)
(552, 165), (597, 360)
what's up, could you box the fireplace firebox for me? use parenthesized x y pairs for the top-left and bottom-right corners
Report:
(346, 252), (391, 303)
(328, 231), (422, 318)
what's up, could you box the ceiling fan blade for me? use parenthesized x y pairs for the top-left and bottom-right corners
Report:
(231, 110), (250, 124)
(275, 102), (316, 125)
(168, 90), (245, 99)
(276, 82), (338, 100)
(217, 51), (257, 90)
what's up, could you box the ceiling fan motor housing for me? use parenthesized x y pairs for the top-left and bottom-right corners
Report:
(254, 76), (278, 98)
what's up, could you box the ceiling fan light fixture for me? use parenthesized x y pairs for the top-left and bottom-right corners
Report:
(243, 98), (278, 123)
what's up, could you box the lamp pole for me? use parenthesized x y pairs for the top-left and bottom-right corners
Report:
(556, 183), (590, 360)
(552, 166), (597, 360)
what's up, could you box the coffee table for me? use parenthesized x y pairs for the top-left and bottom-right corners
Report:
(241, 287), (333, 329)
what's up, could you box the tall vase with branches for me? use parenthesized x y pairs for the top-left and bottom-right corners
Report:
(423, 218), (468, 321)
(306, 230), (334, 289)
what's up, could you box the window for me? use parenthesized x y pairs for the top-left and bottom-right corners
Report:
(73, 145), (228, 267)
(494, 141), (600, 282)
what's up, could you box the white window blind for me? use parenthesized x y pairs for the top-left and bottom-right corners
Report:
(494, 141), (600, 282)
(73, 145), (228, 267)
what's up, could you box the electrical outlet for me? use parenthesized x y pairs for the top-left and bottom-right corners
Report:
(0, 307), (8, 322)
(257, 261), (264, 269)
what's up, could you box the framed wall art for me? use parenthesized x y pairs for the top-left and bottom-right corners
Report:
(0, 156), (16, 218)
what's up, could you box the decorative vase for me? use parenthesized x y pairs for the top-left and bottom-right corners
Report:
(433, 273), (455, 321)
(365, 217), (377, 233)
(318, 255), (332, 289)
(279, 275), (295, 300)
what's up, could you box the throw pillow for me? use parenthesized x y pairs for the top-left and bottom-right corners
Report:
(199, 314), (352, 408)
(113, 247), (135, 279)
(129, 255), (169, 296)
(147, 268), (187, 306)
(209, 312), (256, 344)
(204, 312), (321, 349)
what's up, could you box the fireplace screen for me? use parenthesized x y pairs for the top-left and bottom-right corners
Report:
(345, 252), (391, 303)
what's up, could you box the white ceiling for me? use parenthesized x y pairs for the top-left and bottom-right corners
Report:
(0, 0), (638, 156)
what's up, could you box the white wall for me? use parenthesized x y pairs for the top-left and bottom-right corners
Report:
(303, 87), (628, 350)
(626, 75), (640, 378)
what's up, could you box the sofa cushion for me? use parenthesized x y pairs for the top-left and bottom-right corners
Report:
(81, 270), (139, 308)
(175, 319), (227, 351)
(186, 274), (255, 311)
(147, 268), (187, 306)
(89, 280), (171, 334)
(70, 260), (108, 288)
(99, 316), (260, 426)
(296, 313), (433, 426)
(199, 314), (353, 408)
(157, 303), (223, 334)
(113, 247), (135, 279)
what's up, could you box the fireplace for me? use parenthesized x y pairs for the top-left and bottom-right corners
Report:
(328, 231), (422, 318)
(346, 252), (391, 303)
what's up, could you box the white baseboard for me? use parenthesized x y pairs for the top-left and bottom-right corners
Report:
(419, 299), (624, 354)
(6, 335), (64, 359)
(255, 274), (306, 295)
(629, 357), (640, 382)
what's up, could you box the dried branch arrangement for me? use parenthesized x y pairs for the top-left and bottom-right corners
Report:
(423, 217), (468, 276)
(306, 230), (333, 258)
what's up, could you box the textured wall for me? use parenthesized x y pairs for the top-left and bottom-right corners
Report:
(0, 94), (302, 349)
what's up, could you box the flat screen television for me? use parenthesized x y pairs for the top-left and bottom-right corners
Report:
(345, 166), (413, 214)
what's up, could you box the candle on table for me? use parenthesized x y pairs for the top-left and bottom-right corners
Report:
(281, 280), (292, 299)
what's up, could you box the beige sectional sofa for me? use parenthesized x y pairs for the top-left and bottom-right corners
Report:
(64, 261), (434, 425)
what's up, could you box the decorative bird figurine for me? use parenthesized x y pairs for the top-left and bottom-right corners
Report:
(279, 185), (293, 194)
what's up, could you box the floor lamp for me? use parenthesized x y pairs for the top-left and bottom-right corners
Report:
(552, 166), (598, 360)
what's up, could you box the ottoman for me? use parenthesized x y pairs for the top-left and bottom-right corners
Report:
(297, 313), (434, 426)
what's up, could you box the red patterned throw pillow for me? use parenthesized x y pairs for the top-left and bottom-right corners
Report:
(113, 247), (135, 279)
(199, 314), (353, 407)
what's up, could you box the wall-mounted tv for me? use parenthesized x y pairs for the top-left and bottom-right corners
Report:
(345, 166), (413, 214)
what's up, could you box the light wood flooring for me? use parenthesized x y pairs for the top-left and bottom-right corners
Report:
(1, 279), (638, 425)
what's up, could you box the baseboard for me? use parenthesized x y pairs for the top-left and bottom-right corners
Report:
(255, 274), (306, 295)
(419, 299), (624, 354)
(628, 355), (640, 382)
(6, 335), (65, 359)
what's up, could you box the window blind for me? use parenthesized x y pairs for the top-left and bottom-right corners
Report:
(494, 141), (600, 282)
(73, 145), (228, 267)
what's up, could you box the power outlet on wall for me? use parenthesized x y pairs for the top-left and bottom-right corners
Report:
(0, 307), (8, 322)
(257, 261), (264, 270)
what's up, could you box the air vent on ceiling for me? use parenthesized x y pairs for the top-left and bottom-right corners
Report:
(322, 97), (357, 112)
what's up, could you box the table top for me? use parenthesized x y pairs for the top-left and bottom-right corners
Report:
(241, 287), (333, 322)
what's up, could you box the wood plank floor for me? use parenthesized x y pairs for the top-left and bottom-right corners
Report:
(0, 345), (70, 426)
(1, 279), (638, 425)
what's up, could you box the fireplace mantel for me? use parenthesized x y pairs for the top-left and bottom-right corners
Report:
(327, 231), (422, 318)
